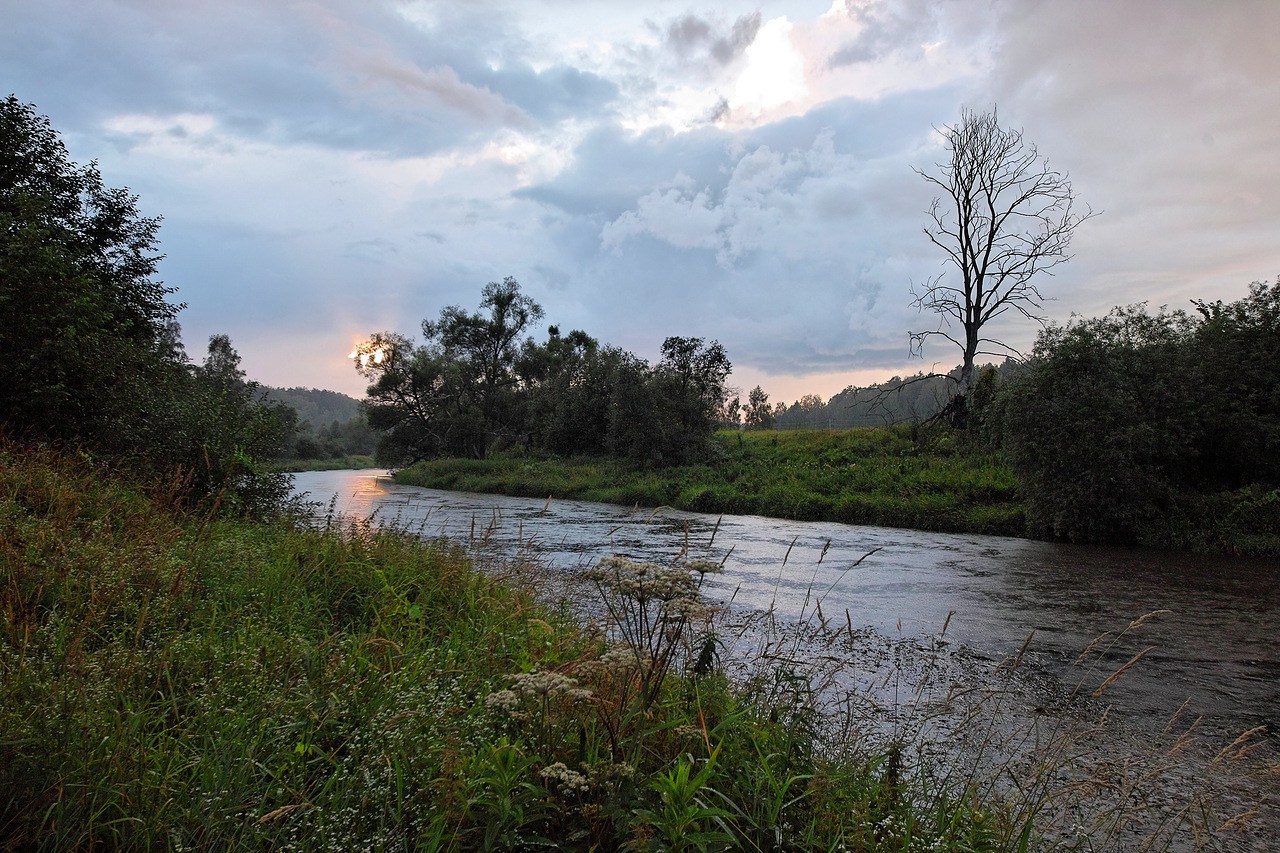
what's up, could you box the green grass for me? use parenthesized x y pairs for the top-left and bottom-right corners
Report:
(397, 426), (1026, 537)
(265, 454), (378, 473)
(0, 441), (1014, 850)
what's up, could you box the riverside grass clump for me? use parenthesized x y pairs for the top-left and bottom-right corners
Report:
(265, 454), (377, 473)
(395, 425), (1025, 537)
(1, 441), (1006, 850)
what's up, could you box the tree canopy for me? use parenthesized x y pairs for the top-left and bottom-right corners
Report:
(0, 94), (181, 447)
(355, 281), (732, 467)
(993, 278), (1280, 549)
(0, 96), (293, 515)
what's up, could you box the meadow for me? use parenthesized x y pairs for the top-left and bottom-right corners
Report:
(396, 426), (1025, 537)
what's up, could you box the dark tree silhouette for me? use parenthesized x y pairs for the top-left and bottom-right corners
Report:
(910, 107), (1094, 402)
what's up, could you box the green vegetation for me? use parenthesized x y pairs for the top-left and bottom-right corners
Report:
(0, 95), (293, 516)
(1, 441), (1010, 850)
(1, 99), (1012, 850)
(266, 455), (378, 473)
(398, 426), (1024, 536)
(774, 374), (955, 429)
(0, 93), (1264, 850)
(263, 386), (381, 461)
(264, 385), (362, 425)
(991, 280), (1280, 553)
(356, 279), (733, 468)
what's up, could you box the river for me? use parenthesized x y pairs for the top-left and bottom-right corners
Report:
(292, 468), (1278, 848)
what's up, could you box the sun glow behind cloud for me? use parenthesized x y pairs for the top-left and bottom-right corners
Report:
(728, 17), (806, 117)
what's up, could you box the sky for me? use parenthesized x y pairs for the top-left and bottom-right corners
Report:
(4, 0), (1278, 403)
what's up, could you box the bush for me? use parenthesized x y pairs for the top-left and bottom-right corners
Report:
(1, 96), (293, 517)
(997, 280), (1280, 548)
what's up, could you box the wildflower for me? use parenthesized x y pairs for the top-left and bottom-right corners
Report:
(664, 596), (707, 619)
(583, 555), (701, 603)
(539, 762), (591, 793)
(682, 558), (723, 575)
(507, 669), (593, 702)
(483, 689), (521, 713)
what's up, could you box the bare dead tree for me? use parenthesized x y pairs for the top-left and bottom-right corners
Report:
(909, 107), (1094, 402)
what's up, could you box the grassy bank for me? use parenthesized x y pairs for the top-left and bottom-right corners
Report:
(265, 454), (378, 473)
(397, 426), (1025, 537)
(1, 442), (1013, 850)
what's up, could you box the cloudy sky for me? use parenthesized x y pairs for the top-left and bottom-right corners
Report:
(5, 0), (1278, 402)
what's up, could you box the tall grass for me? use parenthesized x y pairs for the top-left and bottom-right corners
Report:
(396, 426), (1025, 537)
(4, 441), (1267, 850)
(1, 441), (1002, 850)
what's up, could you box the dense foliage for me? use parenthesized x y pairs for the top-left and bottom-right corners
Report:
(0, 96), (291, 514)
(773, 372), (962, 429)
(357, 280), (732, 468)
(0, 94), (178, 451)
(994, 279), (1280, 550)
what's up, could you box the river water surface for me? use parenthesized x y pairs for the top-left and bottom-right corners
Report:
(293, 469), (1278, 846)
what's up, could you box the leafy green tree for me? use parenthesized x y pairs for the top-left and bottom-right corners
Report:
(355, 331), (467, 464)
(720, 393), (742, 429)
(519, 325), (607, 455)
(312, 416), (379, 457)
(789, 393), (826, 428)
(358, 278), (546, 464)
(0, 94), (181, 450)
(604, 348), (668, 463)
(176, 335), (295, 513)
(998, 280), (1280, 547)
(649, 336), (731, 462)
(1187, 278), (1280, 489)
(0, 97), (294, 515)
(743, 385), (774, 430)
(428, 276), (544, 454)
(357, 285), (734, 467)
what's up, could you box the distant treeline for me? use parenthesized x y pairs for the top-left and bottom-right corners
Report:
(262, 386), (378, 460)
(771, 372), (959, 429)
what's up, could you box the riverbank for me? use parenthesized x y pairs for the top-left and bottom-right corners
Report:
(396, 426), (1026, 537)
(1, 442), (1008, 849)
(303, 468), (1280, 850)
(266, 454), (376, 472)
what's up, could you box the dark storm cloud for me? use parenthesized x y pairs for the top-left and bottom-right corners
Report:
(827, 0), (942, 68)
(664, 12), (762, 65)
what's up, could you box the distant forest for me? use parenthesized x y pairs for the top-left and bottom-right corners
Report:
(263, 386), (360, 425)
(262, 387), (378, 460)
(771, 371), (967, 429)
